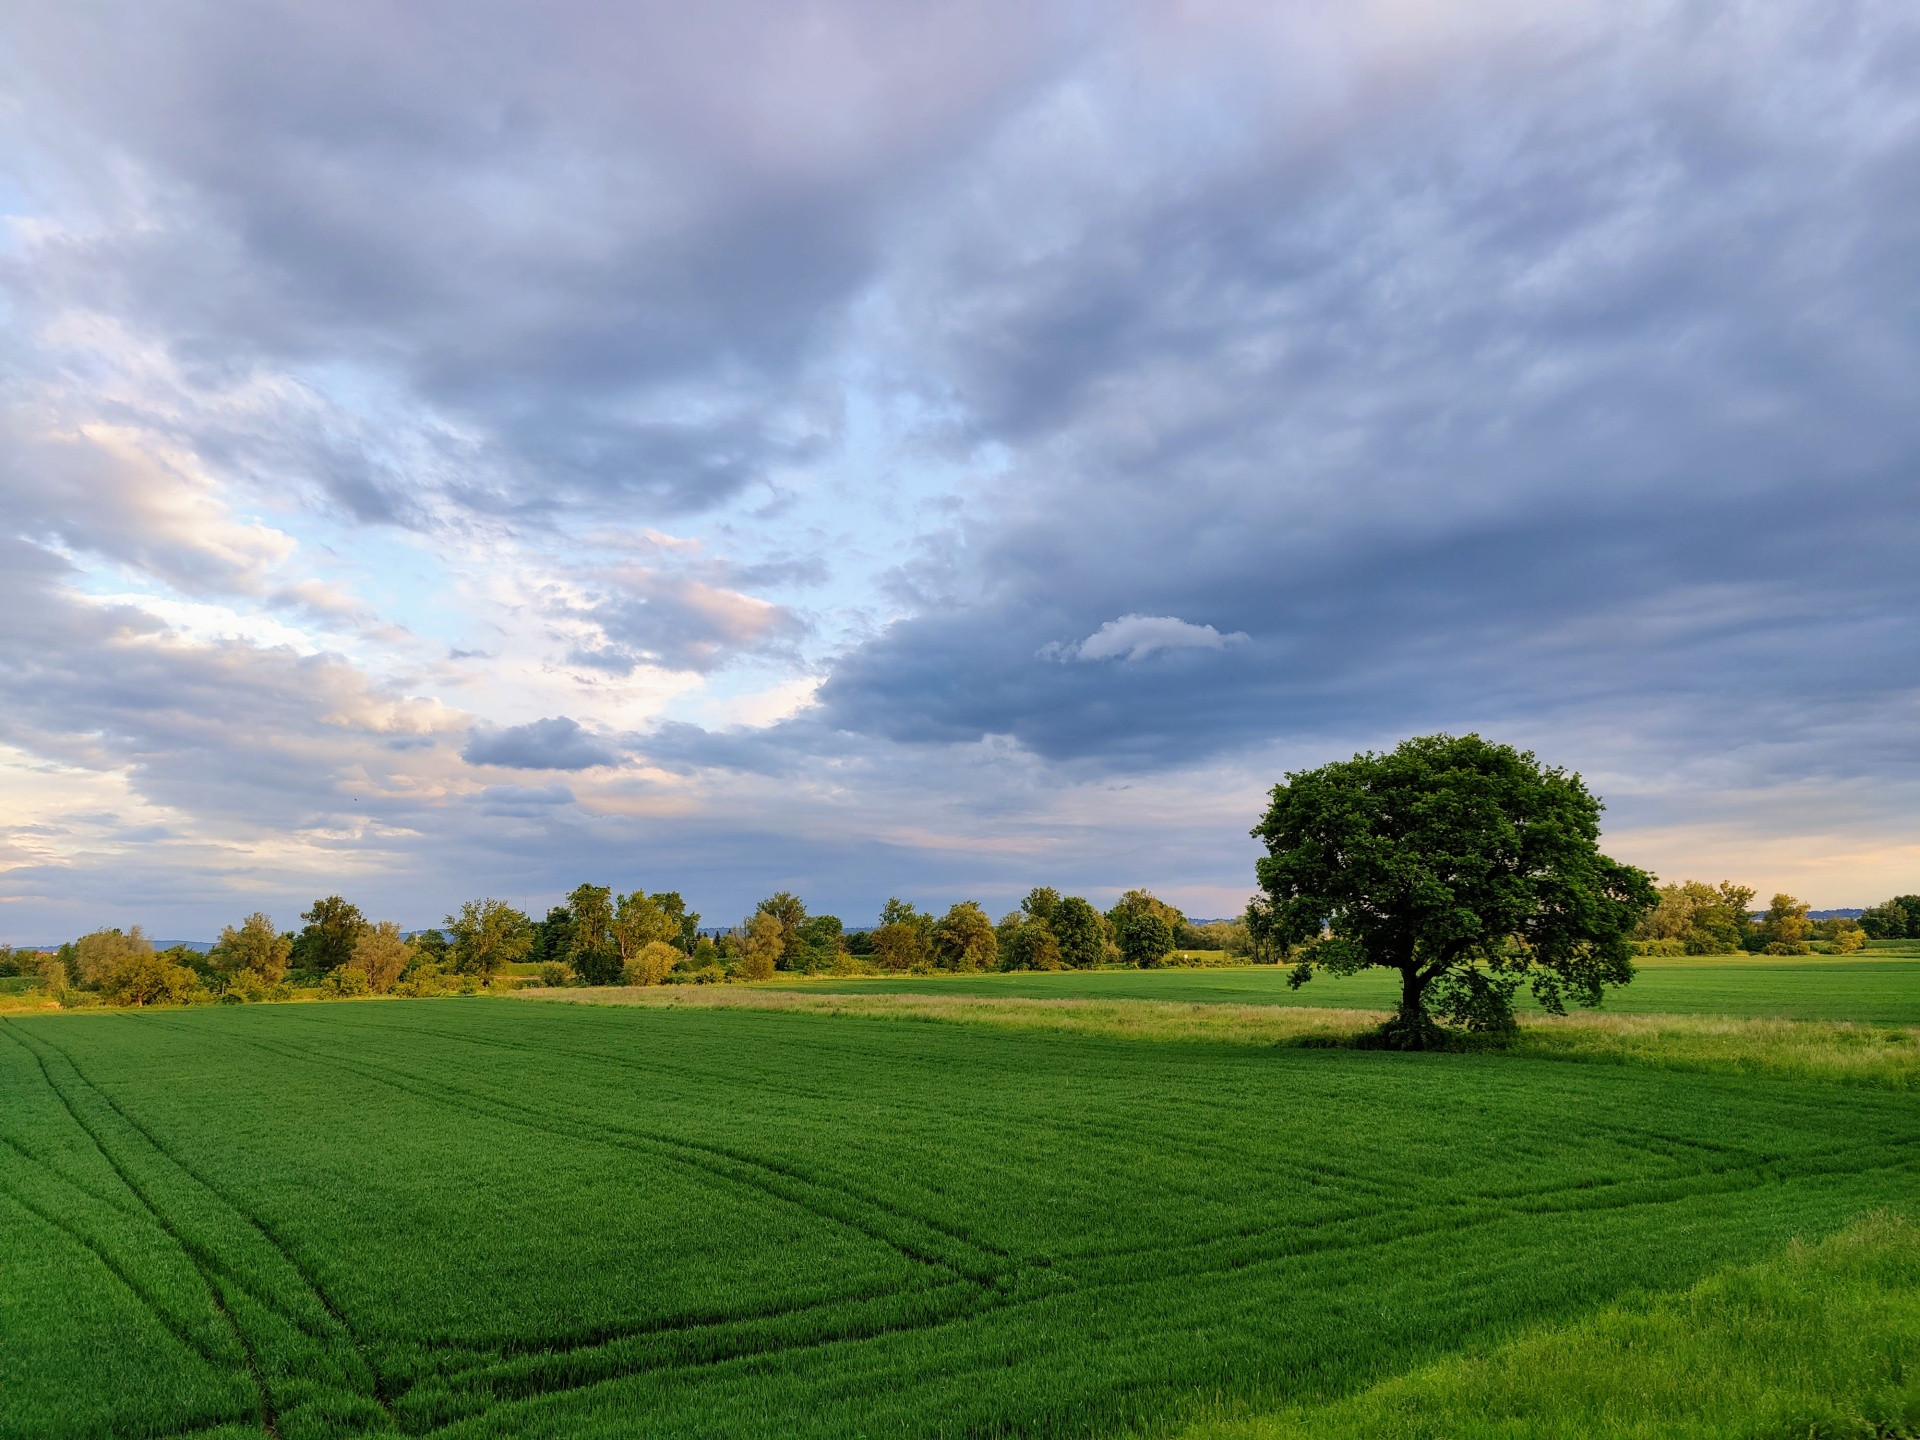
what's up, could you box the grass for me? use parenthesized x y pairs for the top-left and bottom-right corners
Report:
(1179, 1211), (1920, 1440)
(539, 985), (1920, 1092)
(4, 996), (1919, 1439)
(770, 956), (1920, 1025)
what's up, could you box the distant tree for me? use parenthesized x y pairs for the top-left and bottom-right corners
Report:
(1109, 891), (1181, 968)
(735, 911), (783, 980)
(793, 914), (848, 974)
(1757, 894), (1812, 955)
(996, 912), (1062, 971)
(446, 899), (533, 977)
(1811, 916), (1867, 953)
(1119, 913), (1174, 968)
(655, 893), (701, 953)
(1050, 896), (1109, 969)
(409, 927), (451, 970)
(613, 891), (676, 967)
(1864, 895), (1920, 941)
(104, 951), (201, 1006)
(756, 892), (808, 970)
(71, 927), (155, 989)
(1253, 733), (1657, 1048)
(212, 914), (292, 984)
(71, 927), (199, 1005)
(1021, 888), (1062, 926)
(532, 906), (575, 968)
(871, 900), (934, 972)
(932, 902), (998, 971)
(291, 896), (366, 973)
(623, 940), (680, 986)
(349, 921), (410, 994)
(1242, 896), (1282, 963)
(1635, 880), (1751, 955)
(566, 884), (622, 985)
(1859, 901), (1909, 941)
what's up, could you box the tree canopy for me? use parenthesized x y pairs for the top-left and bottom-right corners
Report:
(1253, 733), (1656, 1048)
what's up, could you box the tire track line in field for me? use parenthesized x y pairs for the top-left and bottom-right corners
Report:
(2, 1022), (284, 1440)
(190, 1024), (1072, 1428)
(235, 1022), (1018, 1289)
(0, 1175), (240, 1377)
(283, 1007), (1032, 1268)
(31, 1020), (402, 1424)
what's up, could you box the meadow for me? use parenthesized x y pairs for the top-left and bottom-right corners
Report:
(772, 951), (1920, 1025)
(4, 981), (1919, 1439)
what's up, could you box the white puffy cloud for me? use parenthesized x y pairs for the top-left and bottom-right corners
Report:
(1055, 615), (1250, 664)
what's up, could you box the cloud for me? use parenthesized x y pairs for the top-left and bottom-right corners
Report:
(3, 0), (1919, 940)
(462, 718), (618, 771)
(1052, 615), (1248, 664)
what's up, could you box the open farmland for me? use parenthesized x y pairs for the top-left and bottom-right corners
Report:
(775, 955), (1920, 1025)
(5, 996), (1919, 1439)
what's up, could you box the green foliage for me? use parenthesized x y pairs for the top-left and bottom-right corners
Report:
(1108, 889), (1184, 969)
(566, 883), (622, 985)
(532, 905), (575, 968)
(1050, 895), (1110, 969)
(996, 911), (1063, 971)
(613, 890), (676, 968)
(735, 911), (782, 979)
(1636, 879), (1752, 954)
(792, 914), (847, 974)
(1759, 892), (1813, 955)
(756, 891), (808, 970)
(871, 898), (934, 972)
(444, 897), (533, 976)
(210, 912), (291, 984)
(4, 1002), (1916, 1440)
(291, 895), (366, 973)
(1861, 898), (1916, 941)
(1255, 733), (1657, 1047)
(931, 901), (997, 971)
(347, 920), (410, 993)
(1120, 911), (1175, 968)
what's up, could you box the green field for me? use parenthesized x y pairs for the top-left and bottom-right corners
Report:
(4, 995), (1919, 1439)
(771, 956), (1920, 1024)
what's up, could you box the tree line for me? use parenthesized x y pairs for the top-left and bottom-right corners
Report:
(1627, 883), (1872, 956)
(0, 885), (1260, 1008)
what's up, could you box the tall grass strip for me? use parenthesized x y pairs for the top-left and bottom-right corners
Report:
(1179, 1210), (1920, 1440)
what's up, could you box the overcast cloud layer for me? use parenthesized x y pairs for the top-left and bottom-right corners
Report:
(2, 0), (1917, 938)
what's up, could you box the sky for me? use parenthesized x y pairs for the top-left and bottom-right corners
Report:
(2, 0), (1917, 940)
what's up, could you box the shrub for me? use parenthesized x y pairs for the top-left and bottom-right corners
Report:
(623, 940), (680, 986)
(326, 966), (372, 997)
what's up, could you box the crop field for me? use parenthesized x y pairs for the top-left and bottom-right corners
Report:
(774, 957), (1920, 1024)
(4, 995), (1919, 1440)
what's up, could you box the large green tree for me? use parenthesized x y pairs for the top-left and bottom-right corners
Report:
(1050, 897), (1109, 969)
(565, 884), (622, 985)
(1253, 733), (1656, 1048)
(291, 895), (366, 973)
(931, 901), (998, 971)
(446, 898), (533, 978)
(755, 892), (807, 969)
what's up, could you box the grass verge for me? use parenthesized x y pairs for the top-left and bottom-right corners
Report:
(1178, 1211), (1920, 1440)
(523, 985), (1920, 1089)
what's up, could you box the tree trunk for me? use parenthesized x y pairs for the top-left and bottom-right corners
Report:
(1380, 964), (1444, 1050)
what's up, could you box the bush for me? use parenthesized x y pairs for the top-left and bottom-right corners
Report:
(539, 963), (569, 987)
(1632, 939), (1685, 957)
(325, 966), (371, 997)
(623, 940), (680, 986)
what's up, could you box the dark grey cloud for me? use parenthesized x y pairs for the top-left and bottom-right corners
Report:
(462, 717), (616, 771)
